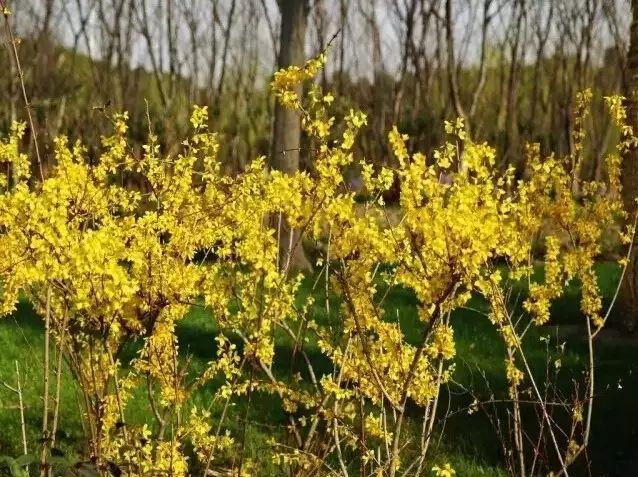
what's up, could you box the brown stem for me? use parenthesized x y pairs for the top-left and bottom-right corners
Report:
(388, 282), (458, 477)
(40, 286), (51, 477)
(51, 306), (69, 450)
(15, 361), (27, 455)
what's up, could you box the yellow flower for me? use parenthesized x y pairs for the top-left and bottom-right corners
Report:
(432, 463), (456, 477)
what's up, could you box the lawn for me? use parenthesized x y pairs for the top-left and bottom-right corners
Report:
(0, 262), (636, 476)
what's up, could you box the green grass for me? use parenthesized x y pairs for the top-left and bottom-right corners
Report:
(1, 262), (636, 476)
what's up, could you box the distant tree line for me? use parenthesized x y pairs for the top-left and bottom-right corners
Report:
(0, 0), (630, 183)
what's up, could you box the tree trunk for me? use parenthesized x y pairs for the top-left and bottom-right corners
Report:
(271, 0), (311, 271)
(619, 0), (638, 331)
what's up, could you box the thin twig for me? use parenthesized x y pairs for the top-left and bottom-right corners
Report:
(15, 361), (27, 455)
(592, 208), (638, 338)
(0, 1), (44, 180)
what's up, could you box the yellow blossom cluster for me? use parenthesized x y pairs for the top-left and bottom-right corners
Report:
(0, 53), (632, 476)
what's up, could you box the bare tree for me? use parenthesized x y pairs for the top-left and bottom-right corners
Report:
(271, 0), (311, 270)
(215, 0), (237, 107)
(444, 0), (505, 136)
(133, 0), (169, 108)
(529, 1), (554, 132)
(390, 0), (418, 123)
(503, 0), (526, 162)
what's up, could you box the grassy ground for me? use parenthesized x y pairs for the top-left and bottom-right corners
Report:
(0, 262), (636, 476)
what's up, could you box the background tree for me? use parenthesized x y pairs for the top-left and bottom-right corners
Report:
(619, 0), (638, 331)
(0, 0), (631, 196)
(271, 0), (311, 270)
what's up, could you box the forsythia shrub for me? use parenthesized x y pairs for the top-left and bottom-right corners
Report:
(0, 55), (634, 476)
